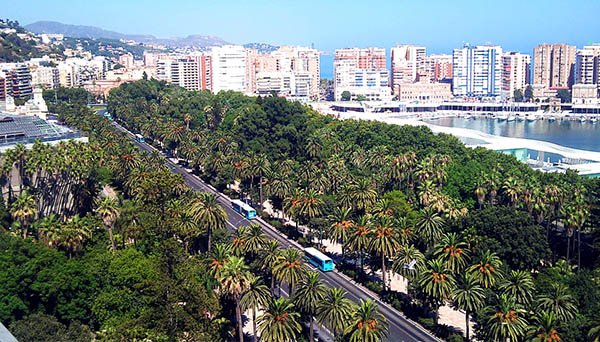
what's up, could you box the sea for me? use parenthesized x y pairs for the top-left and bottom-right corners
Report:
(426, 117), (600, 153)
(320, 54), (333, 79)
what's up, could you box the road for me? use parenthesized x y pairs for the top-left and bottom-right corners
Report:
(111, 121), (439, 342)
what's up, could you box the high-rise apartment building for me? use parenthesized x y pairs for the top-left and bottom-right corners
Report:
(247, 46), (320, 99)
(31, 65), (60, 89)
(575, 44), (600, 86)
(502, 52), (531, 99)
(118, 53), (135, 69)
(533, 44), (576, 90)
(156, 55), (211, 91)
(452, 45), (503, 97)
(0, 64), (33, 99)
(0, 75), (6, 100)
(210, 45), (247, 93)
(425, 54), (453, 82)
(390, 45), (426, 94)
(334, 48), (390, 101)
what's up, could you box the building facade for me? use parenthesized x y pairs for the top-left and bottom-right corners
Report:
(333, 48), (390, 101)
(575, 45), (600, 88)
(396, 82), (452, 102)
(0, 64), (33, 99)
(390, 45), (426, 95)
(502, 52), (531, 99)
(533, 44), (576, 91)
(247, 46), (320, 99)
(452, 45), (503, 97)
(425, 54), (453, 82)
(210, 45), (247, 93)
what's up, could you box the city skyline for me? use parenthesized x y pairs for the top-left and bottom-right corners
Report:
(3, 0), (600, 54)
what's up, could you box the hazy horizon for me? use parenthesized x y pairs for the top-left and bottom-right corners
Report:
(3, 0), (599, 54)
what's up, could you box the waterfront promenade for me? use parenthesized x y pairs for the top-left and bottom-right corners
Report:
(335, 111), (600, 171)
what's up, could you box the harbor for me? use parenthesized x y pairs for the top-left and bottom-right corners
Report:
(313, 101), (600, 177)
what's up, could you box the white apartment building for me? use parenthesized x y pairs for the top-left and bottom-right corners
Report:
(56, 57), (108, 88)
(247, 46), (320, 99)
(502, 52), (531, 100)
(31, 65), (60, 89)
(210, 45), (247, 93)
(334, 48), (391, 101)
(453, 45), (503, 97)
(575, 45), (600, 86)
(390, 45), (426, 94)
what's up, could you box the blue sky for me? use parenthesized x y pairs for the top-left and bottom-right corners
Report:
(3, 0), (600, 54)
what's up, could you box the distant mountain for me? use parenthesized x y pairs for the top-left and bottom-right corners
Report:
(25, 21), (229, 48)
(150, 35), (229, 48)
(244, 42), (280, 53)
(25, 21), (153, 42)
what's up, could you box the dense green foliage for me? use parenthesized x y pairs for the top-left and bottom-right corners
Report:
(0, 19), (62, 62)
(106, 79), (600, 341)
(2, 77), (599, 341)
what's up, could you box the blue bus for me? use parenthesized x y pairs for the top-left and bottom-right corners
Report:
(102, 112), (114, 121)
(304, 247), (335, 272)
(134, 134), (145, 143)
(231, 199), (257, 219)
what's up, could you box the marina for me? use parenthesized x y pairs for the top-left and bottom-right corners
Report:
(314, 101), (600, 177)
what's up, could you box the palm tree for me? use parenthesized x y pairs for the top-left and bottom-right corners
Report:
(498, 270), (535, 307)
(10, 191), (37, 239)
(265, 171), (293, 219)
(188, 192), (228, 254)
(94, 196), (120, 252)
(257, 298), (302, 342)
(209, 242), (232, 278)
(345, 299), (389, 342)
(350, 177), (377, 213)
(483, 294), (528, 342)
(392, 244), (425, 289)
(260, 240), (281, 293)
(536, 283), (578, 321)
(474, 179), (487, 209)
(415, 207), (445, 248)
(60, 215), (93, 258)
(243, 224), (267, 257)
(329, 207), (354, 257)
(433, 233), (470, 273)
(502, 176), (521, 207)
(417, 258), (456, 324)
(347, 215), (373, 272)
(249, 153), (271, 211)
(467, 250), (503, 289)
(316, 288), (354, 338)
(284, 188), (304, 232)
(231, 226), (248, 257)
(299, 189), (323, 245)
(293, 271), (327, 342)
(241, 275), (272, 342)
(272, 248), (306, 295)
(370, 216), (400, 291)
(452, 273), (485, 341)
(219, 256), (253, 342)
(527, 311), (562, 342)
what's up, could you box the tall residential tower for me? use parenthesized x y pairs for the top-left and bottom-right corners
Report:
(333, 48), (390, 101)
(452, 45), (503, 97)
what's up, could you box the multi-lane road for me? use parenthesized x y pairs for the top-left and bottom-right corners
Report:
(111, 120), (439, 342)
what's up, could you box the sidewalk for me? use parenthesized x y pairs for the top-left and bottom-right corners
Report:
(259, 199), (472, 339)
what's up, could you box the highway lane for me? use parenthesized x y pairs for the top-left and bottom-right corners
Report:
(112, 121), (439, 342)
